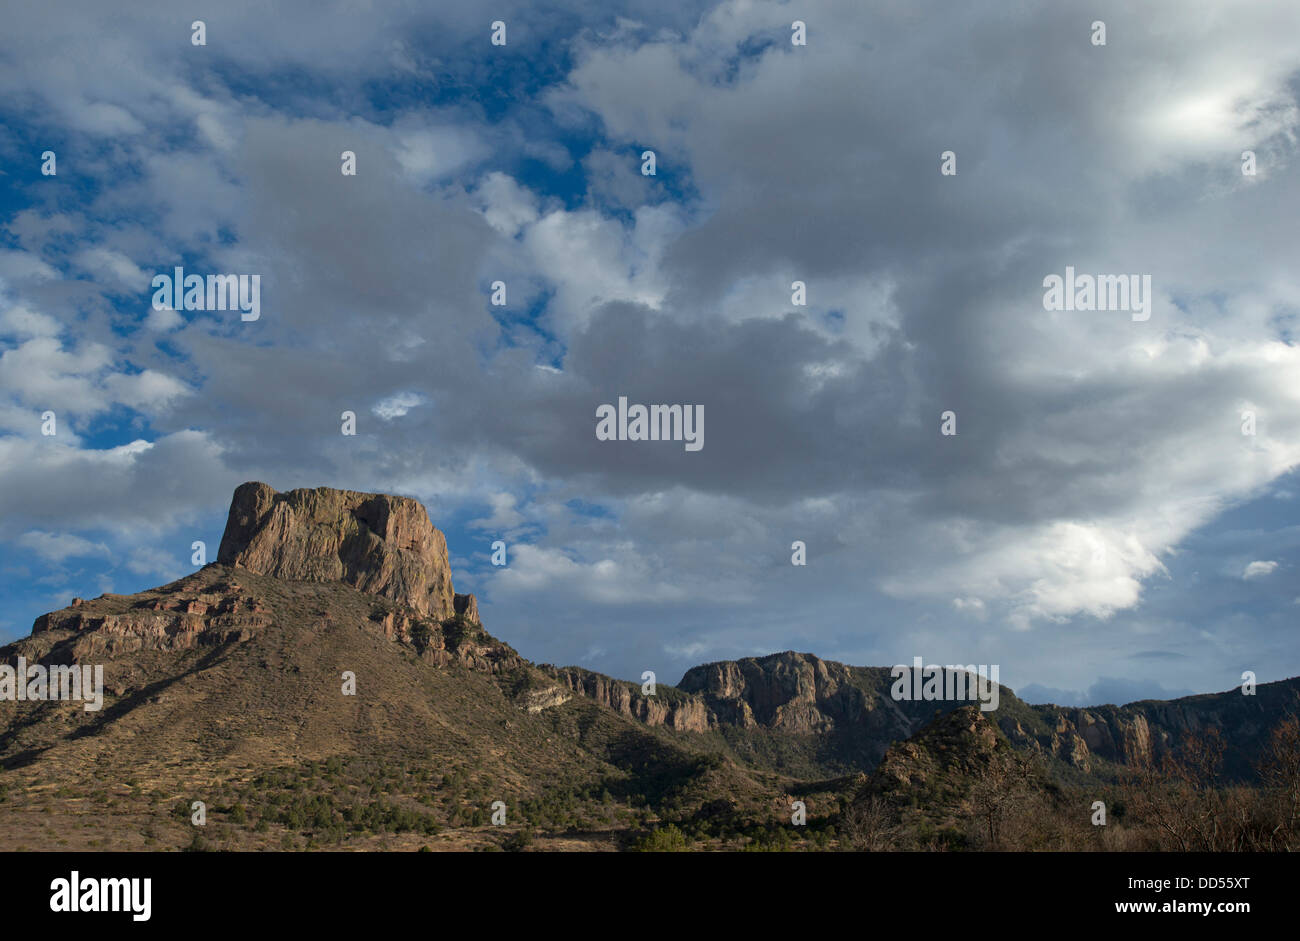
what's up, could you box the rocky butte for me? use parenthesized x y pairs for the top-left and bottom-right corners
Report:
(217, 481), (469, 621)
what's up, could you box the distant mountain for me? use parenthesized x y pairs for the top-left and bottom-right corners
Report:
(0, 482), (1294, 851)
(550, 650), (1296, 782)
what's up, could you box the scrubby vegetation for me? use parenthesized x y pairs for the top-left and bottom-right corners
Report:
(837, 713), (1300, 852)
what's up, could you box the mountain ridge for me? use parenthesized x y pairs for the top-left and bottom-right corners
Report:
(1, 481), (1295, 850)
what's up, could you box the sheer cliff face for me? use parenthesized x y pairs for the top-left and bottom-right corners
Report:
(678, 653), (869, 732)
(217, 481), (456, 619)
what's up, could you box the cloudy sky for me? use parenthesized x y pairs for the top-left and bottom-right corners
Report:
(1, 0), (1298, 706)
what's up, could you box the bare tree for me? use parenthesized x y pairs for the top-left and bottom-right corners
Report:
(967, 746), (1025, 848)
(1258, 712), (1300, 850)
(841, 793), (901, 851)
(1128, 728), (1248, 851)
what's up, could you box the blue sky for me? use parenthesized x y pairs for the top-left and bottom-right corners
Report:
(1, 0), (1299, 706)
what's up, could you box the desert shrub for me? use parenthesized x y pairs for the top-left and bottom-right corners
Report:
(502, 828), (534, 852)
(633, 824), (689, 852)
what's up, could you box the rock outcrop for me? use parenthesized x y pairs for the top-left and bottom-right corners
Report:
(546, 666), (713, 731)
(871, 704), (1008, 792)
(547, 652), (1013, 765)
(1026, 702), (1212, 772)
(453, 593), (479, 624)
(30, 576), (269, 657)
(19, 484), (501, 677)
(679, 652), (867, 732)
(217, 481), (456, 619)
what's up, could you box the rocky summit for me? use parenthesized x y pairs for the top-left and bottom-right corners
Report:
(0, 483), (1297, 852)
(217, 482), (458, 620)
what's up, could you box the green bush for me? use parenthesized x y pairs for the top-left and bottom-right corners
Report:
(633, 824), (689, 852)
